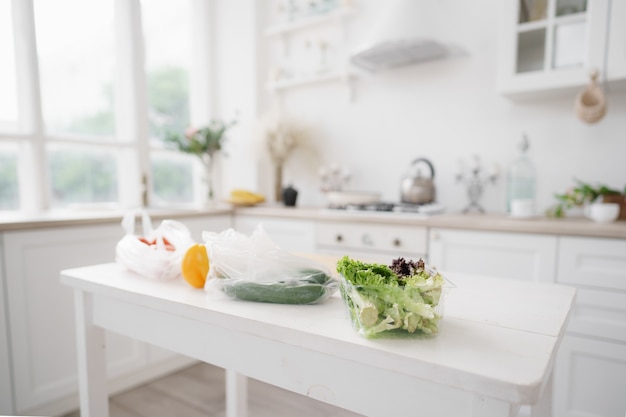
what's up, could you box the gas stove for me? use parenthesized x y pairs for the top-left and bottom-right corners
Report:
(328, 201), (446, 216)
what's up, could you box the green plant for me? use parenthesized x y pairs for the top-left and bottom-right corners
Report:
(546, 179), (624, 218)
(164, 118), (237, 159)
(163, 118), (237, 201)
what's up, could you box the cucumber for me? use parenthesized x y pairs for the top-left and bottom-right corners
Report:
(220, 268), (335, 304)
(299, 269), (331, 285)
(223, 281), (328, 304)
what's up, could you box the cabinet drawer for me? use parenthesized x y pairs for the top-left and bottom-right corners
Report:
(557, 237), (626, 291)
(428, 228), (557, 282)
(566, 287), (626, 343)
(557, 236), (626, 342)
(316, 222), (427, 256)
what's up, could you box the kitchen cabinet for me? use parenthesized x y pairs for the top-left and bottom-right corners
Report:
(553, 334), (626, 417)
(0, 214), (231, 416)
(0, 236), (14, 413)
(607, 0), (626, 81)
(497, 0), (618, 98)
(316, 220), (428, 263)
(552, 236), (626, 417)
(3, 224), (147, 415)
(171, 214), (233, 243)
(428, 228), (557, 282)
(264, 1), (356, 97)
(233, 215), (316, 252)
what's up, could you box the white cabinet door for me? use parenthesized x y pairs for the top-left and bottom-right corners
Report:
(607, 0), (626, 81)
(3, 225), (146, 414)
(0, 235), (15, 414)
(553, 334), (626, 417)
(428, 228), (557, 282)
(557, 236), (626, 343)
(497, 0), (611, 98)
(553, 236), (626, 417)
(233, 215), (316, 253)
(552, 236), (626, 417)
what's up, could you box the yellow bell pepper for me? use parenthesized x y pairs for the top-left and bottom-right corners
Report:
(181, 244), (209, 289)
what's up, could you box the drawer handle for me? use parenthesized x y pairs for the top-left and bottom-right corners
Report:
(393, 238), (401, 247)
(335, 234), (343, 243)
(362, 234), (373, 246)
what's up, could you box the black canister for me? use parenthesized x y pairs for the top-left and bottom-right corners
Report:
(282, 185), (298, 207)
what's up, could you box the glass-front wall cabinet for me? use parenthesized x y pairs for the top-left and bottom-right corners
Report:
(497, 0), (612, 98)
(517, 0), (588, 73)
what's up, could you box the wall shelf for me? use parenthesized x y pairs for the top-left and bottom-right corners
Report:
(264, 2), (357, 102)
(266, 70), (356, 101)
(264, 7), (353, 38)
(266, 70), (345, 90)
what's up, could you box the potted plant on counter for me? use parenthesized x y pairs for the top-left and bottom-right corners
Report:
(546, 179), (626, 219)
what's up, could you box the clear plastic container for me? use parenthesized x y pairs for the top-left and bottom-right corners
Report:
(339, 265), (452, 339)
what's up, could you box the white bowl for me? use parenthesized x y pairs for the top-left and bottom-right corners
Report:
(326, 190), (381, 207)
(585, 203), (620, 223)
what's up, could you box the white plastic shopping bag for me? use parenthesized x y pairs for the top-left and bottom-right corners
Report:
(115, 210), (194, 280)
(202, 225), (337, 304)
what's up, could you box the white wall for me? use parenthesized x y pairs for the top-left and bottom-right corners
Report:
(217, 0), (626, 214)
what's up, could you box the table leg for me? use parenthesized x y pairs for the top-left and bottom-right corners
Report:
(530, 370), (553, 417)
(472, 395), (519, 417)
(74, 290), (109, 417)
(226, 369), (248, 417)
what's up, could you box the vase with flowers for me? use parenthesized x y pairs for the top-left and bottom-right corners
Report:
(165, 118), (236, 206)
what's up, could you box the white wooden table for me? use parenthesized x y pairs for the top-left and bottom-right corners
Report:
(61, 262), (575, 417)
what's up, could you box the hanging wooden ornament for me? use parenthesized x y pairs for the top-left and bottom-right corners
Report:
(575, 69), (607, 124)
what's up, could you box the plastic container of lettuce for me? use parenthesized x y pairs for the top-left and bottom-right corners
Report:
(336, 256), (452, 339)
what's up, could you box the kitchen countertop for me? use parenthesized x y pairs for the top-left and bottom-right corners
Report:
(0, 206), (233, 232)
(1, 204), (625, 239)
(235, 205), (626, 239)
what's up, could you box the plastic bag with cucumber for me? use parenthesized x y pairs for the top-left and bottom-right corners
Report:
(202, 225), (337, 304)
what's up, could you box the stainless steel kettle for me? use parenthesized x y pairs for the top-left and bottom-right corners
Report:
(400, 158), (436, 204)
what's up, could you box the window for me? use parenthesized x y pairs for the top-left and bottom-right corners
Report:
(47, 144), (119, 208)
(0, 0), (19, 133)
(34, 0), (116, 138)
(0, 0), (211, 211)
(0, 142), (19, 210)
(141, 0), (195, 205)
(142, 0), (192, 140)
(151, 151), (194, 204)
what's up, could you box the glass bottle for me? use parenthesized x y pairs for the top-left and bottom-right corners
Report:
(506, 134), (536, 214)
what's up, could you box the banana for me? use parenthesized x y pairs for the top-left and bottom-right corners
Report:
(229, 189), (265, 204)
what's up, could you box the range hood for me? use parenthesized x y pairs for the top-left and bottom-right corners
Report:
(350, 0), (450, 73)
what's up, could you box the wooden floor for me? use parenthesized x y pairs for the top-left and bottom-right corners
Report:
(63, 362), (362, 417)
